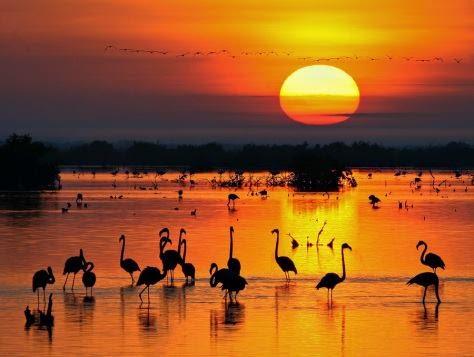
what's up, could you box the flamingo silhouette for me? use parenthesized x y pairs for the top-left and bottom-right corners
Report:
(160, 228), (185, 282)
(227, 193), (239, 208)
(63, 249), (86, 290)
(417, 241), (445, 272)
(209, 263), (232, 295)
(209, 263), (246, 302)
(272, 229), (297, 282)
(82, 262), (96, 297)
(180, 238), (196, 283)
(227, 226), (241, 274)
(407, 272), (441, 303)
(32, 266), (55, 307)
(221, 273), (247, 303)
(137, 266), (167, 303)
(119, 235), (141, 285)
(316, 243), (352, 302)
(368, 195), (381, 208)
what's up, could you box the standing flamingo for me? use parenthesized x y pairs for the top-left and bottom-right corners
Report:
(63, 249), (86, 290)
(416, 241), (445, 272)
(209, 263), (246, 302)
(227, 226), (241, 275)
(316, 243), (352, 301)
(180, 238), (196, 283)
(272, 229), (297, 282)
(32, 267), (55, 307)
(82, 262), (96, 297)
(160, 228), (185, 282)
(407, 272), (441, 303)
(119, 235), (141, 285)
(136, 266), (167, 304)
(227, 193), (239, 208)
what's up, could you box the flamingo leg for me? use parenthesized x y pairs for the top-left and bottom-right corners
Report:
(72, 273), (76, 290)
(37, 290), (40, 309)
(139, 285), (147, 302)
(63, 273), (69, 290)
(422, 287), (427, 303)
(130, 273), (134, 286)
(147, 286), (150, 304)
(43, 288), (46, 305)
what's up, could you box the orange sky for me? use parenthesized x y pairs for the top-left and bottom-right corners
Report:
(0, 1), (473, 142)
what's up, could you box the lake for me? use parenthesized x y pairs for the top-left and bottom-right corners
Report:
(0, 169), (473, 356)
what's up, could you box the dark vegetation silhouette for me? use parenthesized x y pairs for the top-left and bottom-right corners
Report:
(2, 135), (473, 193)
(0, 134), (59, 190)
(3, 136), (472, 170)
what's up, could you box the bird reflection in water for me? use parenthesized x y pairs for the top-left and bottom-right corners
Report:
(138, 305), (157, 331)
(210, 302), (246, 337)
(412, 302), (441, 331)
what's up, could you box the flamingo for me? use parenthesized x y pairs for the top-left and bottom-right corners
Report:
(119, 235), (141, 285)
(221, 273), (247, 303)
(417, 241), (445, 272)
(316, 243), (352, 301)
(136, 266), (167, 303)
(368, 195), (381, 208)
(227, 193), (239, 208)
(209, 263), (246, 302)
(227, 226), (241, 274)
(63, 249), (86, 290)
(272, 229), (297, 282)
(82, 262), (96, 297)
(180, 238), (196, 283)
(160, 228), (185, 282)
(32, 266), (55, 307)
(407, 272), (441, 303)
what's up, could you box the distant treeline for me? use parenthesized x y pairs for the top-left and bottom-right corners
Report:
(53, 140), (473, 169)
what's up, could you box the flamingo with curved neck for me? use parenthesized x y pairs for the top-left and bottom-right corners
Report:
(272, 229), (297, 282)
(316, 243), (352, 303)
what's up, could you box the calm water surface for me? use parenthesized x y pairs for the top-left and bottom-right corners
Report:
(0, 170), (473, 356)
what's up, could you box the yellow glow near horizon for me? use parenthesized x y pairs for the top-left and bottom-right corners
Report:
(280, 65), (360, 125)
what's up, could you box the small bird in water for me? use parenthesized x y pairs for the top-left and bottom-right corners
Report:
(227, 193), (239, 209)
(368, 195), (381, 208)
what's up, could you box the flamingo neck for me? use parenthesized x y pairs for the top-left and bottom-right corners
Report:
(229, 230), (234, 259)
(178, 231), (184, 255)
(275, 232), (279, 260)
(182, 240), (187, 262)
(341, 248), (347, 282)
(420, 244), (427, 264)
(120, 238), (125, 263)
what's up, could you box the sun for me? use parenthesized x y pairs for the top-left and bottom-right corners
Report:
(279, 65), (360, 125)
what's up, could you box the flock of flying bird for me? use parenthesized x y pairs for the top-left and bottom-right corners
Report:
(104, 45), (465, 64)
